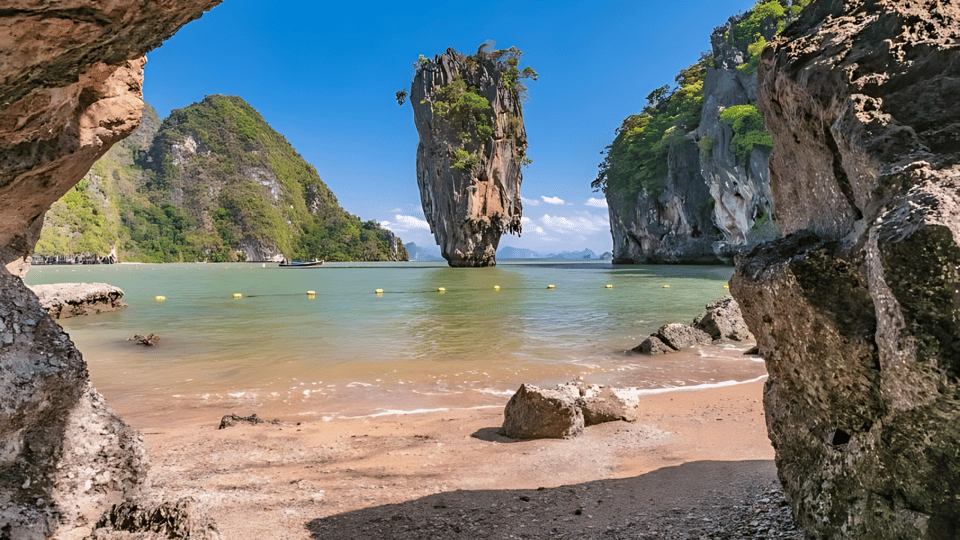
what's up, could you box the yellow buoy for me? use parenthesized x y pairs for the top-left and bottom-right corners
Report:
(494, 285), (500, 290)
(723, 284), (730, 289)
(233, 293), (242, 298)
(306, 291), (316, 295)
(375, 289), (384, 294)
(438, 287), (446, 293)
(155, 296), (166, 301)
(661, 284), (670, 288)
(605, 284), (613, 289)
(547, 284), (556, 289)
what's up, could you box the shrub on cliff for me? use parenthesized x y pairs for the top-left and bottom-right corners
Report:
(593, 53), (711, 202)
(719, 105), (773, 164)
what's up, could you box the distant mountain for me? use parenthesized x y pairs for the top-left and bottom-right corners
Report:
(37, 96), (407, 263)
(497, 246), (542, 259)
(498, 246), (604, 260)
(545, 248), (598, 260)
(404, 242), (444, 262)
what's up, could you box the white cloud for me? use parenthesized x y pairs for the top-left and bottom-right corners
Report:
(585, 197), (608, 209)
(520, 216), (533, 223)
(382, 214), (431, 232)
(541, 196), (566, 205)
(521, 196), (540, 207)
(389, 207), (403, 213)
(539, 213), (609, 234)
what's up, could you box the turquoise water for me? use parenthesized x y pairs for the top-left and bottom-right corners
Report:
(25, 261), (765, 423)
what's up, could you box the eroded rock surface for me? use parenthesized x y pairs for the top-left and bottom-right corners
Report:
(501, 384), (583, 440)
(0, 1), (222, 277)
(410, 48), (527, 267)
(731, 1), (960, 537)
(30, 282), (127, 319)
(1, 2), (222, 538)
(0, 269), (147, 539)
(606, 20), (776, 265)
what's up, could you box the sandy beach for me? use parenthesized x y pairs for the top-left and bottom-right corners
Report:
(116, 377), (801, 539)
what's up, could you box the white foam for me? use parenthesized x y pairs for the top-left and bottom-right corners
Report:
(619, 375), (768, 397)
(475, 388), (514, 397)
(346, 382), (373, 388)
(341, 407), (451, 419)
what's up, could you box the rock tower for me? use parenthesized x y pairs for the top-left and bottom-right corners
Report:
(410, 47), (531, 267)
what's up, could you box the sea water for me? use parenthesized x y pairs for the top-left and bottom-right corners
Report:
(24, 261), (766, 424)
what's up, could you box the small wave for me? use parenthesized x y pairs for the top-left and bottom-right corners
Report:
(346, 382), (374, 388)
(341, 407), (451, 419)
(474, 388), (515, 397)
(619, 375), (768, 397)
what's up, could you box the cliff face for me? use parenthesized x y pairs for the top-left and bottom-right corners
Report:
(410, 48), (527, 267)
(0, 1), (222, 278)
(0, 2), (223, 537)
(730, 0), (960, 537)
(604, 16), (778, 264)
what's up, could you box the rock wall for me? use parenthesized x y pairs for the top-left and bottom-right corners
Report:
(730, 0), (960, 537)
(607, 23), (776, 265)
(0, 2), (222, 537)
(0, 1), (222, 278)
(410, 48), (526, 267)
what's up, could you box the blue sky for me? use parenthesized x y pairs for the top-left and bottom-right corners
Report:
(143, 0), (759, 255)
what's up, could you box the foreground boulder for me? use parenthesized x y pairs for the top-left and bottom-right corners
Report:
(30, 282), (127, 319)
(580, 386), (639, 426)
(502, 383), (639, 439)
(692, 296), (753, 341)
(731, 0), (960, 537)
(501, 384), (583, 439)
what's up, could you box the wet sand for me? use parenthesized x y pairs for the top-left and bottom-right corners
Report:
(117, 377), (798, 539)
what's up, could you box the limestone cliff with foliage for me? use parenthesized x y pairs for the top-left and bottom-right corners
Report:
(37, 96), (407, 263)
(730, 0), (960, 537)
(409, 46), (534, 267)
(596, 1), (808, 264)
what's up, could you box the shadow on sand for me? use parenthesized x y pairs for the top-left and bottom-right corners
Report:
(305, 459), (800, 539)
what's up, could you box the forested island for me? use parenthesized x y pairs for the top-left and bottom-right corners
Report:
(36, 96), (406, 263)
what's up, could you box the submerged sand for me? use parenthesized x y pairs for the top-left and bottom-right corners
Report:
(118, 377), (801, 539)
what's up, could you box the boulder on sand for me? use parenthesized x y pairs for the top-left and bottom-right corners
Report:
(633, 335), (674, 354)
(692, 296), (753, 341)
(501, 384), (584, 440)
(654, 323), (713, 349)
(580, 386), (639, 426)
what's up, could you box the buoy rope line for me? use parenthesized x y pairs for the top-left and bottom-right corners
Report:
(149, 282), (731, 301)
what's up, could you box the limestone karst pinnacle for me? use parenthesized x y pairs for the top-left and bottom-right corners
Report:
(408, 46), (532, 267)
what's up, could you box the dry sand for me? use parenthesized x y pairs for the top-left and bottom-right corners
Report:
(117, 377), (802, 539)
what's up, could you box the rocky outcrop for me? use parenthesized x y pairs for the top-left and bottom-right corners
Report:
(501, 384), (584, 440)
(32, 251), (118, 266)
(730, 1), (960, 537)
(501, 382), (639, 440)
(0, 1), (222, 278)
(606, 19), (776, 265)
(692, 296), (753, 341)
(30, 282), (127, 319)
(236, 238), (284, 263)
(0, 2), (222, 537)
(634, 296), (753, 354)
(0, 270), (147, 539)
(410, 48), (527, 267)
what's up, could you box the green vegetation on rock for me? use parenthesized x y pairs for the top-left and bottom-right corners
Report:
(592, 53), (712, 202)
(730, 0), (811, 75)
(38, 97), (405, 263)
(719, 104), (773, 164)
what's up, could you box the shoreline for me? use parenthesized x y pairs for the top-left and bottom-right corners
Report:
(127, 376), (800, 539)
